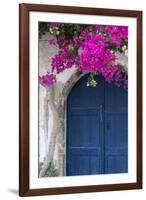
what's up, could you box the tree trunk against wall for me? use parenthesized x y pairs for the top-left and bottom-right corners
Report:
(39, 82), (64, 177)
(57, 96), (66, 176)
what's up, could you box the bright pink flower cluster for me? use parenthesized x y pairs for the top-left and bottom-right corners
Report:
(40, 23), (128, 89)
(39, 73), (56, 87)
(105, 26), (128, 48)
(48, 38), (57, 45)
(51, 41), (78, 73)
(78, 35), (113, 72)
(77, 34), (126, 86)
(48, 23), (64, 31)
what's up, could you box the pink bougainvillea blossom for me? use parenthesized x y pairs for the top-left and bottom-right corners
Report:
(39, 73), (56, 87)
(105, 26), (128, 48)
(48, 38), (57, 45)
(51, 41), (78, 73)
(48, 23), (64, 31)
(76, 34), (122, 85)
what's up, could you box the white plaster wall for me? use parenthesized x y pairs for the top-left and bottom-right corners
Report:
(39, 33), (58, 174)
(39, 33), (58, 164)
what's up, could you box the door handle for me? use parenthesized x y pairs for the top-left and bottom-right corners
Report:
(99, 105), (103, 122)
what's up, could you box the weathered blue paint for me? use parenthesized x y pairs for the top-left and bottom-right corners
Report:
(66, 74), (128, 176)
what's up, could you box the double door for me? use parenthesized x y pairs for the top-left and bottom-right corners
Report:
(66, 74), (128, 176)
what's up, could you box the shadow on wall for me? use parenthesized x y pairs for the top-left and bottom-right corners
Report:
(8, 189), (18, 196)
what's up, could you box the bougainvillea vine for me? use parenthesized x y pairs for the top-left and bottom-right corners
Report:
(39, 23), (128, 89)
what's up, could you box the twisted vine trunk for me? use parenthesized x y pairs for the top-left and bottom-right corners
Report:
(39, 85), (62, 177)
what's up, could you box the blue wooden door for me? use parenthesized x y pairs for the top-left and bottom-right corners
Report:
(66, 74), (128, 176)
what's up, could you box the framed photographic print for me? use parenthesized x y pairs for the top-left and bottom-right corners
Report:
(19, 3), (142, 196)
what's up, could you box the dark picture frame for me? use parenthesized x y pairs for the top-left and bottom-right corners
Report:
(19, 3), (142, 197)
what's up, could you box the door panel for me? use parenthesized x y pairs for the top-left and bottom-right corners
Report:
(104, 82), (128, 173)
(67, 75), (104, 176)
(69, 76), (104, 108)
(69, 155), (101, 175)
(105, 155), (128, 173)
(68, 112), (102, 147)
